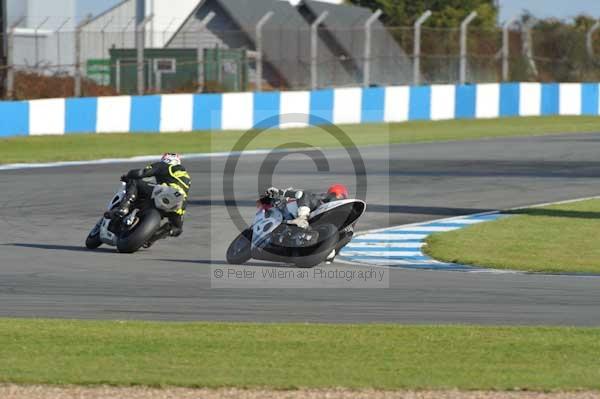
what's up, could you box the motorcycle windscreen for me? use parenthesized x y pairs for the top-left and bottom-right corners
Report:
(308, 201), (366, 230)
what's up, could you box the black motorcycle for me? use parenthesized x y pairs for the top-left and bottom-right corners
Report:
(226, 193), (366, 268)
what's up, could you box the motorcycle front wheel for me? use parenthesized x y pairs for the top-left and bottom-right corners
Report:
(226, 228), (253, 265)
(85, 219), (103, 249)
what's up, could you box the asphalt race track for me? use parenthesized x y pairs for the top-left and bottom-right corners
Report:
(1, 133), (600, 325)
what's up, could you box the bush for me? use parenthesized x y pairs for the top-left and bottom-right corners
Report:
(12, 71), (117, 100)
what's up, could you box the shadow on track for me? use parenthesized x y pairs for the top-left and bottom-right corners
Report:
(3, 243), (114, 253)
(506, 208), (600, 219)
(153, 258), (293, 268)
(367, 204), (494, 215)
(188, 199), (494, 216)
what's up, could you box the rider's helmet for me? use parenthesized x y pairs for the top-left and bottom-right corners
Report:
(326, 183), (349, 201)
(161, 153), (181, 166)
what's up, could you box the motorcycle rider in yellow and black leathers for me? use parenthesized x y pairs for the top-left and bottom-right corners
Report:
(114, 153), (191, 246)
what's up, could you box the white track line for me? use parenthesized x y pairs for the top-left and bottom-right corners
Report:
(0, 148), (311, 171)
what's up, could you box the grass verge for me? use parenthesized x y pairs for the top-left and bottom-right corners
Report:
(425, 199), (600, 273)
(1, 319), (600, 390)
(1, 116), (600, 164)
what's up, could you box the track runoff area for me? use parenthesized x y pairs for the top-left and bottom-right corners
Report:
(1, 117), (600, 395)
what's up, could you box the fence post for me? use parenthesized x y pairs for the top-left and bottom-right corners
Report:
(255, 11), (274, 92)
(413, 10), (431, 85)
(163, 18), (176, 46)
(363, 9), (382, 87)
(502, 16), (518, 81)
(459, 11), (477, 84)
(311, 11), (328, 90)
(521, 18), (538, 77)
(100, 17), (114, 69)
(586, 20), (600, 59)
(34, 17), (49, 71)
(121, 17), (135, 48)
(196, 12), (215, 92)
(74, 17), (91, 97)
(55, 18), (70, 74)
(6, 17), (24, 99)
(136, 14), (153, 95)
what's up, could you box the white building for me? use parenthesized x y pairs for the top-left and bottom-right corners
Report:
(7, 0), (350, 78)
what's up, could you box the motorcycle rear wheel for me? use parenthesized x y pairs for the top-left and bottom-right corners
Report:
(293, 223), (339, 268)
(117, 209), (161, 254)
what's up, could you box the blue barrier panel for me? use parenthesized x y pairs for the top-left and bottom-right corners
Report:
(65, 98), (97, 134)
(582, 83), (599, 115)
(541, 83), (559, 115)
(4, 82), (600, 139)
(309, 89), (334, 125)
(361, 87), (385, 123)
(253, 92), (281, 129)
(0, 101), (29, 137)
(455, 85), (476, 119)
(193, 93), (222, 131)
(130, 95), (161, 133)
(408, 86), (431, 120)
(499, 83), (520, 117)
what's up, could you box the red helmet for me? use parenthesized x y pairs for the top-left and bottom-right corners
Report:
(327, 184), (349, 200)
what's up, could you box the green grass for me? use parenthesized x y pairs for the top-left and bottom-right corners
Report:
(0, 319), (600, 390)
(2, 116), (600, 164)
(425, 199), (600, 273)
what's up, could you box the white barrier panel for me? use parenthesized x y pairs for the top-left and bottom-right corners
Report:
(3, 82), (599, 138)
(430, 84), (456, 121)
(383, 86), (409, 123)
(29, 98), (65, 136)
(221, 92), (253, 131)
(96, 96), (131, 133)
(160, 94), (194, 132)
(333, 87), (362, 125)
(519, 83), (541, 116)
(559, 83), (582, 116)
(279, 91), (310, 128)
(475, 83), (500, 119)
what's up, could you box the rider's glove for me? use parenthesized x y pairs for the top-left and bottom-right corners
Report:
(289, 206), (310, 229)
(265, 187), (281, 198)
(120, 174), (129, 182)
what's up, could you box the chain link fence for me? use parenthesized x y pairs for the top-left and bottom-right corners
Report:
(3, 21), (600, 99)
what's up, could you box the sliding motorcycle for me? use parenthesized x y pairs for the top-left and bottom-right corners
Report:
(226, 192), (366, 268)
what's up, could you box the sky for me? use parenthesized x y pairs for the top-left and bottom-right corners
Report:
(499, 0), (600, 22)
(79, 0), (600, 22)
(77, 0), (121, 19)
(12, 0), (600, 25)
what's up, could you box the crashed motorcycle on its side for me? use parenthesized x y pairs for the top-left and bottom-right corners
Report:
(85, 182), (183, 253)
(226, 192), (366, 268)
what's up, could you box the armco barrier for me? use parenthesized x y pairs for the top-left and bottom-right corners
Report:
(0, 83), (599, 137)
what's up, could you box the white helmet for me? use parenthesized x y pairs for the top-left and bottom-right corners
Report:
(160, 153), (181, 166)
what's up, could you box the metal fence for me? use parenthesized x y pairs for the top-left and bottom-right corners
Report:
(3, 18), (600, 99)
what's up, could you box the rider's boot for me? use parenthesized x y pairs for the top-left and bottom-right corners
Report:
(143, 223), (172, 248)
(112, 184), (137, 218)
(112, 193), (136, 219)
(325, 249), (336, 264)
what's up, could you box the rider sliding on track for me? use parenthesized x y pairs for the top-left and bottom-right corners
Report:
(264, 184), (354, 263)
(113, 153), (191, 247)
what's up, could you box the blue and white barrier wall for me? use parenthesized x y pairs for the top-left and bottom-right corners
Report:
(0, 82), (599, 137)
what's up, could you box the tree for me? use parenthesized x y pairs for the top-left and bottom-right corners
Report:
(347, 0), (498, 29)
